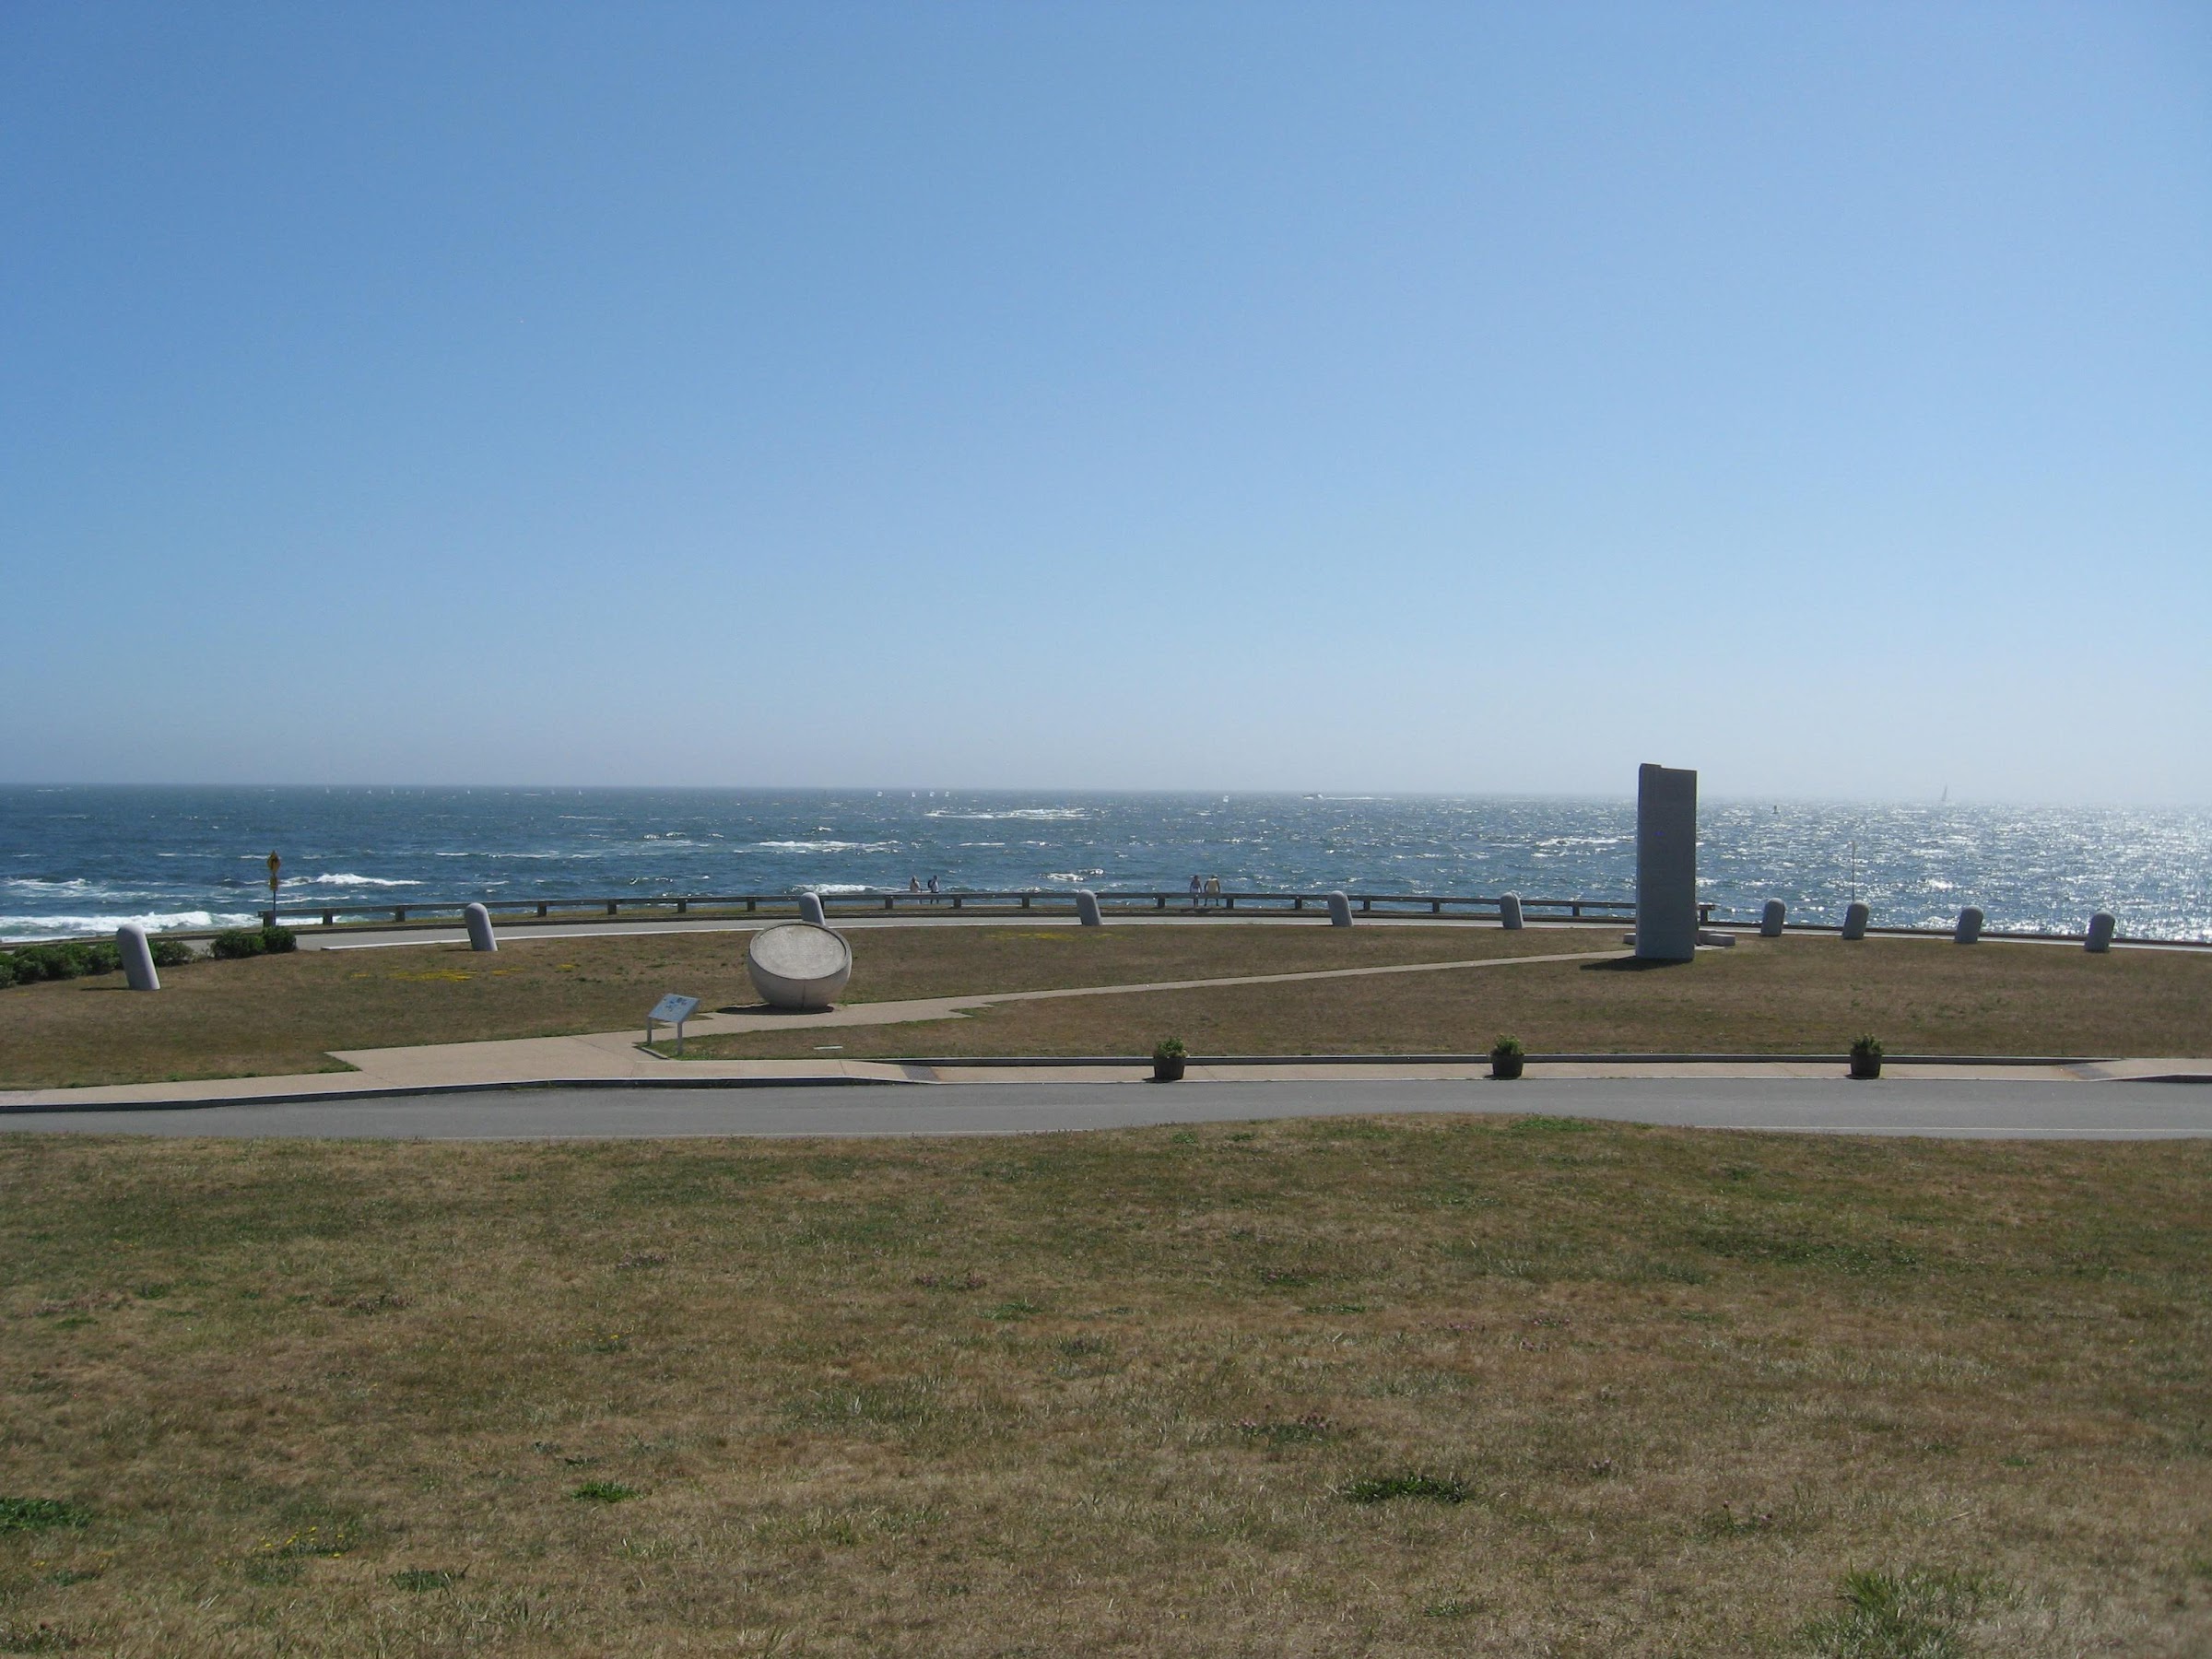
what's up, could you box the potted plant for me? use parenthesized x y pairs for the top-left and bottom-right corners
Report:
(1152, 1036), (1188, 1083)
(1489, 1034), (1525, 1081)
(1848, 1034), (1883, 1081)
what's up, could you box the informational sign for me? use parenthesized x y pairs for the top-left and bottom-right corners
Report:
(646, 993), (701, 1054)
(649, 994), (700, 1026)
(266, 851), (282, 896)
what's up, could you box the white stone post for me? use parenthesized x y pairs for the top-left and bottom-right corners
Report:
(1499, 892), (1524, 930)
(1074, 889), (1103, 927)
(2085, 912), (2116, 953)
(464, 902), (498, 952)
(1841, 900), (1870, 940)
(1325, 891), (1352, 927)
(117, 924), (159, 992)
(1759, 900), (1786, 937)
(797, 892), (828, 927)
(1955, 906), (1983, 945)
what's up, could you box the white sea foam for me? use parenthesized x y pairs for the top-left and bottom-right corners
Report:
(2, 910), (257, 942)
(1043, 869), (1106, 882)
(797, 884), (877, 895)
(925, 808), (1088, 822)
(296, 874), (422, 888)
(752, 841), (900, 854)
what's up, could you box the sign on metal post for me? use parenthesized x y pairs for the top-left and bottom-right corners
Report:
(646, 993), (700, 1054)
(265, 852), (281, 924)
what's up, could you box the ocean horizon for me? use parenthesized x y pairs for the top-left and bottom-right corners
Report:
(4, 785), (2206, 945)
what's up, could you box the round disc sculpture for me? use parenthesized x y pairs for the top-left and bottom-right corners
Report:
(747, 923), (853, 1010)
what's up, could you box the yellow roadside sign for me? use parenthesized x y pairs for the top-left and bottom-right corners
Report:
(267, 852), (281, 895)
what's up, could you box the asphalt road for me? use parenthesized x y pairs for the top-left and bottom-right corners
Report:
(2, 1077), (2206, 1140)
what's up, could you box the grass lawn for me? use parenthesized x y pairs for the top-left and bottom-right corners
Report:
(0, 925), (1598, 1089)
(686, 932), (2212, 1063)
(3, 925), (2206, 1089)
(1, 1121), (2207, 1654)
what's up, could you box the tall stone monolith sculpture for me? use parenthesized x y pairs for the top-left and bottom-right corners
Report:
(1074, 889), (1103, 927)
(1499, 892), (1524, 931)
(1954, 906), (1984, 945)
(1634, 763), (1699, 962)
(1325, 891), (1353, 927)
(1759, 900), (1786, 937)
(2085, 912), (2116, 953)
(797, 892), (829, 927)
(1841, 900), (1870, 940)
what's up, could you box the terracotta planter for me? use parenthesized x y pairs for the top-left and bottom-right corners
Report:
(1490, 1053), (1524, 1080)
(1848, 1053), (1882, 1080)
(1153, 1056), (1186, 1083)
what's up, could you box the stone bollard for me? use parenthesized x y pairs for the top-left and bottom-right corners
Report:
(1325, 891), (1353, 928)
(1841, 900), (1870, 941)
(1499, 892), (1524, 931)
(117, 923), (159, 992)
(1759, 899), (1785, 937)
(2086, 911), (2116, 953)
(1074, 889), (1103, 927)
(1955, 906), (1983, 945)
(464, 902), (498, 953)
(797, 892), (828, 928)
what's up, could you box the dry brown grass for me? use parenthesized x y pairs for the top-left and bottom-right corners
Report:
(2, 1122), (2207, 1654)
(0, 924), (1594, 1089)
(689, 932), (2212, 1062)
(4, 926), (2206, 1090)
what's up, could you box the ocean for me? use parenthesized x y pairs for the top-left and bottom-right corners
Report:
(1, 787), (2206, 943)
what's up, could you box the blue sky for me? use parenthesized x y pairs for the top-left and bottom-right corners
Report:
(4, 2), (2206, 802)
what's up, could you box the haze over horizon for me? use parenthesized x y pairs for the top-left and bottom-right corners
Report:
(5, 5), (2207, 805)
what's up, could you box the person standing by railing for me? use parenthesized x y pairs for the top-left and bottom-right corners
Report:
(1188, 874), (1203, 912)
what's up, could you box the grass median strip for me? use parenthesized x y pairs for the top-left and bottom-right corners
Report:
(679, 932), (2212, 1062)
(1, 1120), (2205, 1653)
(0, 924), (1620, 1089)
(4, 924), (2205, 1089)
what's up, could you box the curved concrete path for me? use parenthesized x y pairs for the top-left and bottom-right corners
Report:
(3, 1077), (2206, 1141)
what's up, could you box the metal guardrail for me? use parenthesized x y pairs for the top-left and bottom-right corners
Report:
(247, 889), (1673, 929)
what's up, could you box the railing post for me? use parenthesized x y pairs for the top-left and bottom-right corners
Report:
(747, 898), (757, 912)
(1431, 899), (1441, 914)
(1022, 894), (1031, 910)
(677, 899), (689, 915)
(393, 907), (406, 923)
(536, 901), (548, 917)
(322, 910), (335, 926)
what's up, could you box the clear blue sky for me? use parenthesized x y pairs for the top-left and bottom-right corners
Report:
(5, 2), (2206, 802)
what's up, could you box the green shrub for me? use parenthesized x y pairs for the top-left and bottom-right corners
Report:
(211, 928), (266, 959)
(0, 958), (17, 990)
(1152, 1036), (1187, 1062)
(81, 941), (121, 975)
(1490, 1033), (1525, 1058)
(148, 938), (196, 968)
(9, 944), (92, 982)
(261, 924), (298, 955)
(1851, 1034), (1884, 1060)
